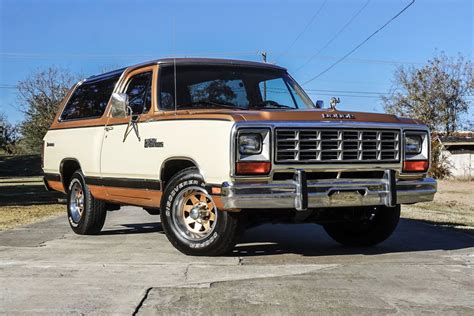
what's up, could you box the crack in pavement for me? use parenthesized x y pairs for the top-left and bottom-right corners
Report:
(37, 234), (68, 247)
(132, 287), (153, 316)
(131, 264), (340, 314)
(184, 265), (190, 282)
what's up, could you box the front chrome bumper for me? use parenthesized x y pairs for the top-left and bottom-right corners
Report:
(220, 170), (436, 210)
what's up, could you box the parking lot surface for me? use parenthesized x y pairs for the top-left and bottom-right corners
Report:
(1, 206), (473, 315)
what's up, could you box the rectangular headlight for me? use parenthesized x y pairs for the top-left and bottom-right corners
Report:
(405, 134), (422, 155)
(403, 130), (429, 173)
(238, 134), (262, 155)
(235, 128), (271, 176)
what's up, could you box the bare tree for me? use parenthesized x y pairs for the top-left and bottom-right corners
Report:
(382, 52), (473, 134)
(16, 67), (77, 153)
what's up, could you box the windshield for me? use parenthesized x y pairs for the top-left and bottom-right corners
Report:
(159, 65), (314, 111)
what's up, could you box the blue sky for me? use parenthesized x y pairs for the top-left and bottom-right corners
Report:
(1, 0), (473, 123)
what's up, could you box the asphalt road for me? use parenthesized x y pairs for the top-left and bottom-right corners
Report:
(1, 206), (473, 315)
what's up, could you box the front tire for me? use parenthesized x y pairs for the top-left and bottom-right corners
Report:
(160, 167), (241, 256)
(323, 205), (400, 247)
(67, 171), (107, 235)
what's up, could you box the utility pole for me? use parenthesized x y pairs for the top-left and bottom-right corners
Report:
(261, 51), (267, 101)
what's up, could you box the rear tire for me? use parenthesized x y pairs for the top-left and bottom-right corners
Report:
(160, 167), (241, 256)
(67, 171), (107, 235)
(323, 205), (400, 247)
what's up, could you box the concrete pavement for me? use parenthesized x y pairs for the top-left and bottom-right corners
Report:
(1, 206), (473, 315)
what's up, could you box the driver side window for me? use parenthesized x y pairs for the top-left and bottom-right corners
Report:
(258, 78), (297, 109)
(125, 71), (153, 114)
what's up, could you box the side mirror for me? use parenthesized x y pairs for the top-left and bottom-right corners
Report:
(129, 109), (140, 123)
(315, 100), (324, 109)
(110, 93), (129, 118)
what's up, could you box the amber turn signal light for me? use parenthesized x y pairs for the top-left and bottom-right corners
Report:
(211, 187), (222, 195)
(403, 160), (429, 172)
(236, 162), (271, 175)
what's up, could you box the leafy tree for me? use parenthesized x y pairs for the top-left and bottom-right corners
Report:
(429, 138), (453, 179)
(382, 53), (473, 178)
(190, 80), (238, 105)
(16, 67), (77, 153)
(0, 112), (19, 154)
(382, 52), (473, 134)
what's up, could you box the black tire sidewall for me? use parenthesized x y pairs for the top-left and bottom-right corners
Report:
(324, 205), (401, 247)
(160, 169), (237, 255)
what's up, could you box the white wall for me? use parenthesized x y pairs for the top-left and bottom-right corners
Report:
(445, 150), (473, 179)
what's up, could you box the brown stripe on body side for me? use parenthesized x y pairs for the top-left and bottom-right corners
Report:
(44, 177), (162, 208)
(46, 180), (65, 193)
(91, 184), (231, 211)
(87, 185), (108, 200)
(51, 178), (224, 210)
(89, 185), (162, 208)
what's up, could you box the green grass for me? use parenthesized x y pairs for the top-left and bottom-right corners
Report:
(0, 204), (64, 231)
(402, 180), (474, 234)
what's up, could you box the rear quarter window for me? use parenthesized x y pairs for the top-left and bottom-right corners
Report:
(60, 76), (119, 121)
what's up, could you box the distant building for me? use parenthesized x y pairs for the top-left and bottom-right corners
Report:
(436, 132), (474, 179)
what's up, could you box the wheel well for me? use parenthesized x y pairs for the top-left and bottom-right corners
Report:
(60, 159), (81, 192)
(161, 159), (197, 189)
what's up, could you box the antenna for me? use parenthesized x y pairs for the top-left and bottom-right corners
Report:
(261, 51), (267, 100)
(173, 57), (177, 115)
(173, 17), (177, 115)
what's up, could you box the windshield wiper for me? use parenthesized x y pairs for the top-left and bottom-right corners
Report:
(185, 100), (243, 110)
(251, 101), (293, 109)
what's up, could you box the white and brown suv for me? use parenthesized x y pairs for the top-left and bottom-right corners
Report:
(42, 58), (436, 255)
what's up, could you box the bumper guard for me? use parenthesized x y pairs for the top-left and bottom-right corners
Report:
(220, 170), (436, 210)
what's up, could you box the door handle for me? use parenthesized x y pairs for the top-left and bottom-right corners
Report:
(105, 126), (114, 131)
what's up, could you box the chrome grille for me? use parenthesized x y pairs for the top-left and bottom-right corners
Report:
(275, 128), (400, 163)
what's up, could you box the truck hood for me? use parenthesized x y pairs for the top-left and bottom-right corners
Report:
(171, 108), (422, 125)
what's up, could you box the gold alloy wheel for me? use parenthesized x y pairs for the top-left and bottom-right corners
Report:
(172, 187), (218, 241)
